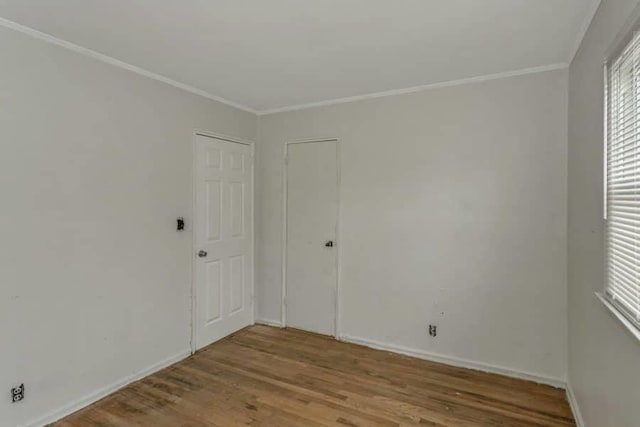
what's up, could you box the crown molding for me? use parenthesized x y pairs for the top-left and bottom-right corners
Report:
(0, 16), (258, 115)
(257, 63), (569, 115)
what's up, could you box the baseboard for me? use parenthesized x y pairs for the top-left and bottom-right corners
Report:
(566, 382), (586, 427)
(23, 349), (192, 427)
(255, 318), (284, 327)
(339, 334), (566, 389)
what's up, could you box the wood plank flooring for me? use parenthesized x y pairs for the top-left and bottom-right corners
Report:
(53, 325), (575, 426)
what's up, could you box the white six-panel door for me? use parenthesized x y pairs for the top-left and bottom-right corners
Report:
(194, 134), (253, 350)
(285, 140), (338, 335)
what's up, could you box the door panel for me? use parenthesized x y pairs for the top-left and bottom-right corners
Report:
(230, 182), (244, 237)
(286, 140), (338, 336)
(230, 254), (244, 313)
(205, 260), (222, 323)
(205, 181), (221, 241)
(195, 134), (253, 349)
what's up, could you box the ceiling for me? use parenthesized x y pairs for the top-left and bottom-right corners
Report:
(0, 0), (600, 113)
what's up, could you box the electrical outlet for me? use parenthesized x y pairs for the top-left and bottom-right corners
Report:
(428, 324), (437, 337)
(11, 384), (24, 403)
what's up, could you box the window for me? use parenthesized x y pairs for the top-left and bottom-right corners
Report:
(605, 31), (640, 331)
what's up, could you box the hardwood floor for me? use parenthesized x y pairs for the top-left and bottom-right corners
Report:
(53, 325), (575, 426)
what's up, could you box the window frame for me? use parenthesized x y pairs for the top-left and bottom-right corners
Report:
(602, 24), (640, 338)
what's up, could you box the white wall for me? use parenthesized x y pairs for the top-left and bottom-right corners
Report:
(568, 0), (640, 425)
(257, 69), (569, 382)
(0, 26), (257, 426)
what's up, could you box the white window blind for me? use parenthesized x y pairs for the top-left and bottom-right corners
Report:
(606, 31), (640, 329)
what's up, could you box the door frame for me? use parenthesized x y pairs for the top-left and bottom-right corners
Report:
(281, 137), (342, 338)
(190, 129), (255, 354)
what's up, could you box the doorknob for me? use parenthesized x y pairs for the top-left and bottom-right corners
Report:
(198, 250), (208, 258)
(325, 241), (334, 248)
